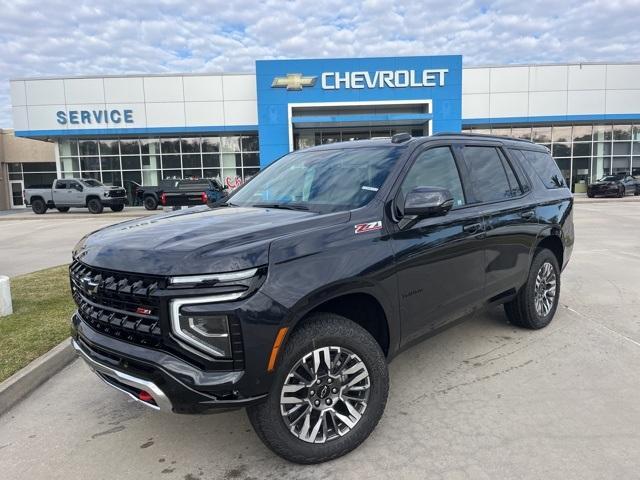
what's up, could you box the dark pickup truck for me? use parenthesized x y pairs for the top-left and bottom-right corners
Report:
(70, 133), (573, 464)
(135, 179), (227, 209)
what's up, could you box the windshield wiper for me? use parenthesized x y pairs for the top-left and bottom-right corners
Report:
(252, 202), (309, 211)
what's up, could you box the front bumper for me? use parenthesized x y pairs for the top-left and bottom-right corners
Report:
(101, 197), (127, 206)
(71, 313), (268, 413)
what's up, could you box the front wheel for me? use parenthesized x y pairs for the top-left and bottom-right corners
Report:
(247, 314), (389, 464)
(504, 248), (561, 329)
(87, 198), (103, 214)
(617, 187), (625, 198)
(110, 204), (125, 212)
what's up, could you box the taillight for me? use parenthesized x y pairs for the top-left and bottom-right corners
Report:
(160, 193), (166, 205)
(201, 191), (207, 204)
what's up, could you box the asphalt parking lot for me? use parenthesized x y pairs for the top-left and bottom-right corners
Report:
(1, 200), (640, 479)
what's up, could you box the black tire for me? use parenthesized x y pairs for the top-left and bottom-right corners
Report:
(247, 313), (389, 464)
(56, 207), (70, 213)
(587, 191), (594, 198)
(143, 196), (158, 210)
(87, 198), (103, 214)
(504, 248), (561, 329)
(31, 198), (47, 215)
(110, 204), (125, 212)
(617, 187), (624, 198)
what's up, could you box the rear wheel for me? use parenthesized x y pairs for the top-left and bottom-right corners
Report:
(587, 191), (594, 198)
(56, 207), (70, 213)
(31, 198), (47, 214)
(143, 196), (158, 210)
(504, 248), (561, 329)
(247, 313), (389, 464)
(110, 204), (125, 212)
(87, 198), (103, 214)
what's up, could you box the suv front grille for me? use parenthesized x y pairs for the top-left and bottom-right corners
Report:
(107, 188), (126, 198)
(70, 261), (163, 348)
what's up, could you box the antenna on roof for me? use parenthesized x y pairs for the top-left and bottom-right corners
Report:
(391, 133), (411, 144)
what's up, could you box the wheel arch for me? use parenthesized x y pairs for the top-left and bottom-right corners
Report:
(535, 230), (564, 269)
(288, 288), (395, 358)
(85, 194), (101, 206)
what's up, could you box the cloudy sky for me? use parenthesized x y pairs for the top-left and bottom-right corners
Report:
(1, 0), (639, 127)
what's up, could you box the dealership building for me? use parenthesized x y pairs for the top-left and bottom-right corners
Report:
(3, 54), (640, 209)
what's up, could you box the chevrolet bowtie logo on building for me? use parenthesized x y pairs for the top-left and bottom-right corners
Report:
(271, 73), (317, 91)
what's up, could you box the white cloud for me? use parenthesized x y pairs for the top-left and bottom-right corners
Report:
(1, 0), (640, 127)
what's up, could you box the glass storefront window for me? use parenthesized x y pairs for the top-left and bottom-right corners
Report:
(593, 125), (612, 142)
(612, 156), (631, 175)
(552, 126), (572, 143)
(98, 140), (119, 156)
(204, 168), (221, 179)
(121, 156), (141, 170)
(163, 169), (181, 179)
(62, 171), (81, 179)
(162, 155), (181, 169)
(141, 139), (160, 155)
(142, 170), (161, 186)
(594, 142), (611, 156)
(59, 140), (79, 157)
(572, 125), (592, 142)
(572, 143), (591, 157)
(181, 137), (200, 153)
(80, 157), (100, 171)
(511, 127), (532, 140)
(100, 157), (121, 171)
(243, 153), (260, 167)
(491, 127), (511, 137)
(182, 154), (202, 169)
(183, 169), (202, 178)
(612, 142), (631, 155)
(612, 125), (631, 141)
(101, 171), (122, 186)
(120, 139), (140, 155)
(202, 137), (220, 152)
(203, 154), (220, 169)
(555, 158), (571, 187)
(60, 157), (79, 172)
(221, 136), (241, 152)
(632, 158), (640, 175)
(532, 126), (551, 143)
(552, 143), (571, 157)
(161, 138), (180, 154)
(79, 140), (98, 156)
(572, 158), (590, 192)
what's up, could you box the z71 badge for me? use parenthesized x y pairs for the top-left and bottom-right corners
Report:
(354, 221), (383, 234)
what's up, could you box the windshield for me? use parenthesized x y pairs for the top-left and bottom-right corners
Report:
(81, 179), (103, 187)
(598, 175), (622, 182)
(228, 147), (402, 213)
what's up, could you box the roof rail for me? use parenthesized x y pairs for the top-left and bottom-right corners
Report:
(431, 132), (535, 144)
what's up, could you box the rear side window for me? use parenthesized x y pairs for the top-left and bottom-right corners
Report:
(462, 146), (522, 203)
(517, 149), (566, 189)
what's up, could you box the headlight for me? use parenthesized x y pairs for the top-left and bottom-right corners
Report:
(170, 297), (233, 358)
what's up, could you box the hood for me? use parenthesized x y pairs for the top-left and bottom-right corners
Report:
(75, 206), (349, 275)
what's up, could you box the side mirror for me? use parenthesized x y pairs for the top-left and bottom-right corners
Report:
(401, 187), (454, 227)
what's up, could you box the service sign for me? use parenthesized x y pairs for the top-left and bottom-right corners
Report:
(56, 109), (134, 125)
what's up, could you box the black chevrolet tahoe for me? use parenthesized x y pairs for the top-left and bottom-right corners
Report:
(70, 133), (574, 464)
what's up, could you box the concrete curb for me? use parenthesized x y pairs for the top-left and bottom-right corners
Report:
(0, 338), (76, 416)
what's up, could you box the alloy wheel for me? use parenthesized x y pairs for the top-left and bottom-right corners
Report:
(280, 346), (370, 444)
(534, 261), (557, 317)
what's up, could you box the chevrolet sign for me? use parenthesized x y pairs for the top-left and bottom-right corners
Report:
(322, 69), (448, 90)
(271, 73), (317, 90)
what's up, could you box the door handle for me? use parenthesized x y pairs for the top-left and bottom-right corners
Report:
(463, 223), (482, 234)
(521, 210), (535, 219)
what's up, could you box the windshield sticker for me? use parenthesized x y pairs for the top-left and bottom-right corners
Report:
(355, 221), (383, 234)
(361, 186), (379, 192)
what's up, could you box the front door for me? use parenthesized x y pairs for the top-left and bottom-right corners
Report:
(9, 181), (25, 208)
(389, 145), (486, 345)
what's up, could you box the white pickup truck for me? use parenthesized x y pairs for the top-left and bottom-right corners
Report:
(24, 178), (127, 214)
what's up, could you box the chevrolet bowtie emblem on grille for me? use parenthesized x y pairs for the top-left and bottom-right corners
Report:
(82, 276), (99, 295)
(271, 73), (317, 91)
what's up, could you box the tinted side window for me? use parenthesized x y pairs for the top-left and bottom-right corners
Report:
(463, 146), (517, 202)
(499, 151), (523, 197)
(55, 181), (67, 189)
(518, 149), (566, 188)
(401, 147), (465, 208)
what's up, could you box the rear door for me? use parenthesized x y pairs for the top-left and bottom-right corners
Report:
(460, 144), (539, 299)
(389, 143), (487, 344)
